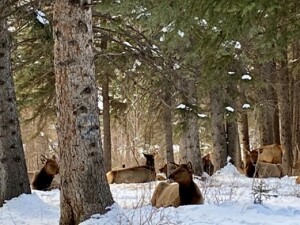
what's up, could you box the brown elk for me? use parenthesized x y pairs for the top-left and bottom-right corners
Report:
(244, 144), (285, 178)
(106, 153), (156, 184)
(151, 162), (204, 208)
(244, 152), (256, 178)
(157, 162), (179, 180)
(255, 161), (285, 178)
(202, 153), (214, 176)
(296, 176), (300, 184)
(31, 155), (59, 190)
(248, 144), (285, 165)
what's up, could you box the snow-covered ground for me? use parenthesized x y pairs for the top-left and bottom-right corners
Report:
(1, 164), (300, 225)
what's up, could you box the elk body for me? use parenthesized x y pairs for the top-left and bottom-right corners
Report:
(255, 162), (286, 178)
(248, 144), (285, 164)
(106, 153), (156, 184)
(202, 153), (214, 176)
(151, 162), (204, 208)
(31, 155), (59, 190)
(245, 144), (285, 178)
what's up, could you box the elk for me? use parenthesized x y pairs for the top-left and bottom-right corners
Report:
(248, 144), (285, 165)
(31, 155), (59, 190)
(255, 161), (285, 178)
(151, 162), (204, 208)
(244, 144), (286, 178)
(202, 153), (214, 176)
(157, 162), (179, 180)
(296, 176), (300, 184)
(106, 153), (156, 184)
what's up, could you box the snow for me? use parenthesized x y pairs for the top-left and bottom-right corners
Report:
(242, 74), (252, 80)
(242, 103), (251, 109)
(35, 10), (49, 25)
(178, 30), (185, 37)
(226, 106), (235, 112)
(1, 164), (300, 225)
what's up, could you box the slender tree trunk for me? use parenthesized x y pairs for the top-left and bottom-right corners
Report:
(209, 86), (227, 171)
(163, 82), (174, 175)
(53, 1), (114, 224)
(0, 11), (31, 207)
(179, 77), (203, 176)
(292, 43), (300, 175)
(238, 111), (250, 167)
(277, 49), (293, 175)
(99, 17), (112, 173)
(237, 80), (250, 168)
(102, 74), (111, 172)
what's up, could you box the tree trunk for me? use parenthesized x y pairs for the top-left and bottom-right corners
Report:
(292, 43), (300, 175)
(238, 111), (250, 168)
(277, 49), (293, 175)
(53, 1), (114, 224)
(179, 77), (203, 176)
(209, 86), (227, 171)
(0, 12), (31, 207)
(102, 73), (111, 172)
(163, 82), (174, 175)
(226, 76), (241, 169)
(257, 62), (279, 146)
(99, 18), (112, 173)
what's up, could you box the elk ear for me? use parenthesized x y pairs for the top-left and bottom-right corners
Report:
(187, 162), (193, 172)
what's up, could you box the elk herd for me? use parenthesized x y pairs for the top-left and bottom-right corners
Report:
(26, 143), (300, 208)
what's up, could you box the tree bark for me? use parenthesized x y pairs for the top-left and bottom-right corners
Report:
(257, 62), (280, 146)
(226, 76), (241, 169)
(163, 82), (174, 175)
(53, 1), (114, 224)
(102, 73), (112, 172)
(277, 49), (293, 175)
(0, 10), (31, 207)
(209, 86), (227, 171)
(238, 111), (250, 168)
(292, 43), (300, 175)
(179, 77), (203, 176)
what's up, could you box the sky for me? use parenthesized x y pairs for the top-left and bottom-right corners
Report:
(1, 164), (300, 225)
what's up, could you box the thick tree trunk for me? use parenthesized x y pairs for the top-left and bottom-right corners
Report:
(0, 13), (31, 207)
(257, 62), (280, 145)
(277, 50), (293, 175)
(226, 77), (241, 169)
(226, 120), (241, 168)
(179, 78), (203, 176)
(209, 86), (227, 171)
(53, 1), (114, 224)
(163, 83), (174, 175)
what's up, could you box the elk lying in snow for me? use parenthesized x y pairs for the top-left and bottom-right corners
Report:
(156, 162), (179, 180)
(151, 162), (204, 208)
(31, 155), (60, 190)
(106, 153), (156, 184)
(296, 176), (300, 184)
